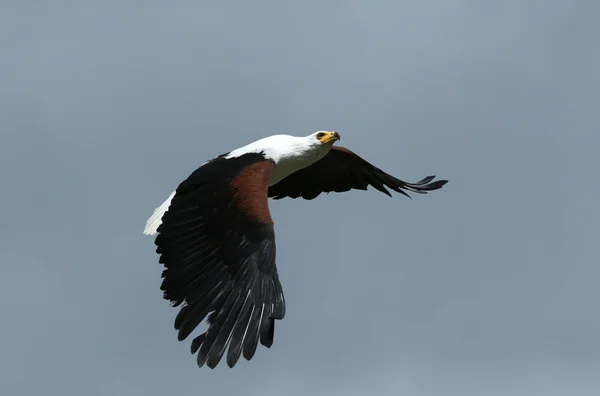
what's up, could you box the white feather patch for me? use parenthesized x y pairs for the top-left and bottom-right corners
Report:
(143, 190), (176, 235)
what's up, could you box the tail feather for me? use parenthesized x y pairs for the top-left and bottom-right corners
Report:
(144, 190), (176, 235)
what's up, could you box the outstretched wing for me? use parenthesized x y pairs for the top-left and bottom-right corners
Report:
(268, 146), (448, 200)
(151, 153), (286, 369)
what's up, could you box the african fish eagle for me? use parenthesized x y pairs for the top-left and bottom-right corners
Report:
(144, 131), (447, 369)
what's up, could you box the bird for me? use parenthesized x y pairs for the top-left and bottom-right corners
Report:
(143, 131), (448, 369)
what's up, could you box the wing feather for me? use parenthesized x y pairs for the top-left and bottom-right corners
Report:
(150, 153), (286, 369)
(268, 146), (448, 200)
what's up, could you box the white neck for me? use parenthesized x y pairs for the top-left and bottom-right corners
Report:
(225, 134), (330, 185)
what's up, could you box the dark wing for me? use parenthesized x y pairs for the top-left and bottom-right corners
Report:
(155, 152), (286, 369)
(268, 146), (448, 200)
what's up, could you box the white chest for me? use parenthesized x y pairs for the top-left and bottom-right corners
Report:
(268, 150), (326, 186)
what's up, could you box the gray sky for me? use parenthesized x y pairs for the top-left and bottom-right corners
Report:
(2, 1), (599, 395)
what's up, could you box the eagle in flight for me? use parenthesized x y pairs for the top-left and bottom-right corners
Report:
(144, 131), (447, 369)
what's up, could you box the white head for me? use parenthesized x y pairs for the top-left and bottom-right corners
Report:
(263, 131), (341, 184)
(292, 130), (341, 161)
(225, 130), (341, 164)
(307, 131), (341, 147)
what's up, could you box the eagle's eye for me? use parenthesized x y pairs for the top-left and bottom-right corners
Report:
(316, 132), (326, 139)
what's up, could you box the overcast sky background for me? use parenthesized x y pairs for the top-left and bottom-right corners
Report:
(1, 1), (599, 395)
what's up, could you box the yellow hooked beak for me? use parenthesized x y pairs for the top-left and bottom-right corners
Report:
(318, 131), (341, 144)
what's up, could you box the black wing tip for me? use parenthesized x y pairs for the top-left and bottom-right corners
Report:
(406, 176), (448, 192)
(428, 178), (448, 190)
